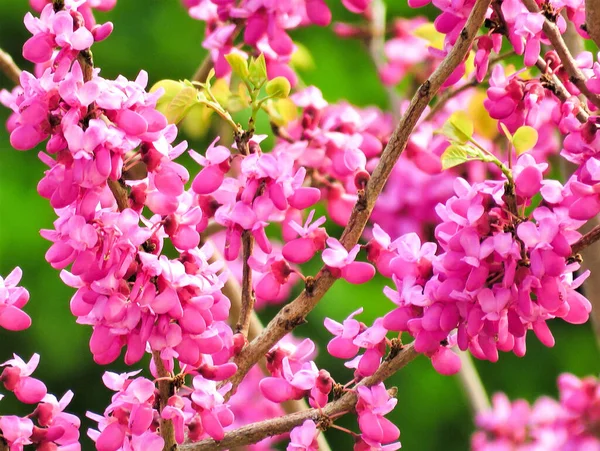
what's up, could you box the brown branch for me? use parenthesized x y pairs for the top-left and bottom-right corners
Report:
(192, 55), (213, 83)
(522, 0), (600, 109)
(585, 0), (600, 49)
(0, 47), (21, 86)
(535, 56), (590, 123)
(152, 351), (178, 451)
(181, 343), (418, 451)
(235, 231), (256, 337)
(572, 224), (600, 254)
(223, 0), (492, 398)
(368, 0), (402, 118)
(575, 219), (600, 348)
(205, 241), (332, 451)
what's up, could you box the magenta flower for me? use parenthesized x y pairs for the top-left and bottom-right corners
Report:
(324, 308), (364, 359)
(322, 238), (375, 284)
(356, 383), (400, 446)
(0, 354), (47, 404)
(0, 267), (31, 332)
(259, 357), (319, 403)
(287, 419), (319, 451)
(282, 210), (328, 264)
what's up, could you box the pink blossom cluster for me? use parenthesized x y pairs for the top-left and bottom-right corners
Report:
(181, 0), (334, 85)
(286, 382), (402, 451)
(0, 269), (80, 451)
(276, 86), (459, 239)
(0, 0), (242, 378)
(87, 369), (236, 449)
(365, 154), (592, 373)
(472, 373), (600, 450)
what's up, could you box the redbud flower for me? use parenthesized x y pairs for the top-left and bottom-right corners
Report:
(322, 238), (375, 284)
(288, 419), (319, 451)
(1, 354), (47, 404)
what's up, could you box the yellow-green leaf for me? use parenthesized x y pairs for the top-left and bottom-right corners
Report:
(414, 23), (445, 50)
(291, 43), (315, 71)
(151, 79), (186, 113)
(165, 86), (198, 124)
(265, 76), (291, 99)
(512, 126), (538, 154)
(441, 144), (469, 170)
(442, 111), (474, 143)
(248, 53), (267, 88)
(225, 52), (249, 79)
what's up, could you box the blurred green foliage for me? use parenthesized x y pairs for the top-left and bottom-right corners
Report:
(0, 1), (598, 450)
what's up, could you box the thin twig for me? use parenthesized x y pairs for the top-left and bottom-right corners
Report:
(0, 47), (22, 86)
(152, 351), (178, 451)
(574, 219), (600, 349)
(180, 344), (418, 451)
(456, 350), (490, 414)
(192, 55), (213, 83)
(368, 0), (402, 118)
(522, 0), (600, 109)
(205, 241), (332, 451)
(223, 0), (493, 398)
(424, 51), (515, 122)
(571, 224), (600, 254)
(535, 56), (590, 123)
(235, 231), (256, 337)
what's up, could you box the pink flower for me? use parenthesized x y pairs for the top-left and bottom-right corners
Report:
(288, 420), (319, 451)
(0, 354), (47, 404)
(356, 383), (400, 446)
(0, 267), (31, 331)
(324, 308), (364, 359)
(322, 238), (375, 284)
(0, 416), (34, 450)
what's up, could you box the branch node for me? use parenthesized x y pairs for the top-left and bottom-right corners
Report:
(332, 383), (345, 400)
(316, 414), (333, 432)
(385, 337), (404, 362)
(418, 80), (431, 97)
(304, 276), (316, 296)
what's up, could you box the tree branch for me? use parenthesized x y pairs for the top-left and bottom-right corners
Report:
(235, 231), (256, 337)
(535, 56), (590, 123)
(368, 0), (402, 118)
(571, 224), (600, 254)
(456, 350), (490, 415)
(575, 219), (600, 349)
(181, 343), (418, 451)
(192, 55), (213, 83)
(224, 0), (492, 398)
(0, 47), (21, 86)
(522, 0), (600, 109)
(585, 0), (600, 49)
(205, 241), (332, 451)
(153, 351), (178, 451)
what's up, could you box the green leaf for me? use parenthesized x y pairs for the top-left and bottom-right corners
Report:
(151, 79), (186, 113)
(165, 86), (198, 124)
(265, 76), (291, 99)
(512, 126), (538, 154)
(225, 52), (249, 79)
(442, 111), (473, 143)
(441, 144), (469, 170)
(248, 53), (267, 88)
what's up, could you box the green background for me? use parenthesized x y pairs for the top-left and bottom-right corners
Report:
(0, 1), (598, 450)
